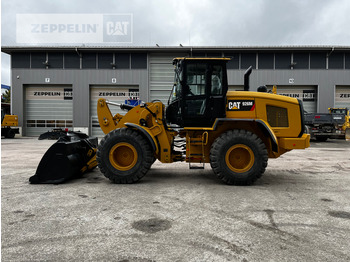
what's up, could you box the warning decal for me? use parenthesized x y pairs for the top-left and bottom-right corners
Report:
(227, 100), (255, 111)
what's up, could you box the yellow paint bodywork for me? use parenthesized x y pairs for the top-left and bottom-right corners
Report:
(1, 114), (18, 127)
(183, 91), (309, 161)
(97, 98), (175, 163)
(97, 89), (310, 164)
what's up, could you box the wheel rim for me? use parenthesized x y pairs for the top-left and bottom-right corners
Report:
(225, 144), (255, 173)
(109, 142), (138, 171)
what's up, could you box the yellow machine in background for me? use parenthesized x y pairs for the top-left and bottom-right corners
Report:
(1, 107), (19, 138)
(96, 58), (310, 185)
(328, 107), (350, 140)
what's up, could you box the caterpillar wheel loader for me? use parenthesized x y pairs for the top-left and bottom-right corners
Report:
(97, 57), (310, 185)
(1, 108), (19, 138)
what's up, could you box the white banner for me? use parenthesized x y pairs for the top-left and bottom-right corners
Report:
(16, 13), (132, 44)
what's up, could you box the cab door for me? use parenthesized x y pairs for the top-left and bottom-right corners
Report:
(208, 63), (228, 123)
(166, 59), (228, 128)
(182, 61), (227, 127)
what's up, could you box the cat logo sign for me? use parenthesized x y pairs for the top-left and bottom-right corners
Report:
(227, 100), (255, 111)
(228, 101), (241, 110)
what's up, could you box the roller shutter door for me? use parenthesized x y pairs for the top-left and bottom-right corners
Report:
(268, 86), (318, 113)
(228, 85), (244, 91)
(90, 86), (139, 137)
(25, 86), (73, 137)
(149, 54), (186, 104)
(335, 86), (350, 108)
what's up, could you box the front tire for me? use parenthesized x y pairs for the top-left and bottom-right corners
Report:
(97, 128), (154, 183)
(210, 129), (268, 185)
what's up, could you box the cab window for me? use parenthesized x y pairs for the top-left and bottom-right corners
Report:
(186, 63), (206, 96)
(211, 65), (223, 95)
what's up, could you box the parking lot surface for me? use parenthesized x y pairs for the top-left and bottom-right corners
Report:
(1, 137), (350, 261)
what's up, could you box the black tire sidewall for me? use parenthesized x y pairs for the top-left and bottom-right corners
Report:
(221, 136), (261, 178)
(7, 129), (15, 138)
(210, 130), (267, 185)
(97, 128), (152, 182)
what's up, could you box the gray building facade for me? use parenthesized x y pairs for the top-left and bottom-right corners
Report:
(2, 46), (350, 137)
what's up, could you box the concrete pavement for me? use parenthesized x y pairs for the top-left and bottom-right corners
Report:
(1, 137), (350, 261)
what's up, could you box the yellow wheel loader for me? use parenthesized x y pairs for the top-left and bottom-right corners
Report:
(1, 107), (19, 138)
(96, 58), (310, 185)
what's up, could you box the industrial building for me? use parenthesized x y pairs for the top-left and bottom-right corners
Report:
(2, 46), (350, 137)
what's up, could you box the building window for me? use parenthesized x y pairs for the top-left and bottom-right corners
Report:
(115, 53), (130, 69)
(225, 53), (239, 69)
(64, 52), (80, 69)
(258, 53), (274, 69)
(82, 53), (97, 69)
(31, 52), (47, 68)
(275, 53), (291, 69)
(310, 52), (326, 69)
(48, 52), (63, 69)
(241, 53), (256, 69)
(293, 52), (309, 69)
(328, 52), (344, 69)
(11, 53), (30, 68)
(98, 53), (114, 69)
(131, 53), (147, 69)
(345, 53), (350, 69)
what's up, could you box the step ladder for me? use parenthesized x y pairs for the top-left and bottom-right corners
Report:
(188, 132), (208, 169)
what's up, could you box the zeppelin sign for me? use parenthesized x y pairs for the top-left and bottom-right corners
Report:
(17, 14), (133, 44)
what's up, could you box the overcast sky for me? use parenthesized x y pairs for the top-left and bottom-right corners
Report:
(2, 0), (350, 85)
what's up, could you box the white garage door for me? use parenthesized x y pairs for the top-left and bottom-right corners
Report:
(268, 86), (318, 113)
(90, 86), (139, 138)
(25, 86), (73, 136)
(335, 86), (350, 109)
(149, 54), (186, 105)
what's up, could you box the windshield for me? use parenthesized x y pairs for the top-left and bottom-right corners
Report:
(168, 67), (182, 104)
(331, 109), (346, 114)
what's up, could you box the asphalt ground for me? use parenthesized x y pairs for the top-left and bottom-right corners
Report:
(1, 137), (350, 262)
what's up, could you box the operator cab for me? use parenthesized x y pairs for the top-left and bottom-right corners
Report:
(166, 58), (230, 128)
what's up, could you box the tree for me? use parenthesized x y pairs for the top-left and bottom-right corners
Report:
(2, 89), (11, 103)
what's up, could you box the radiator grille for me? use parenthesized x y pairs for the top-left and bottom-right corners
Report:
(266, 105), (289, 127)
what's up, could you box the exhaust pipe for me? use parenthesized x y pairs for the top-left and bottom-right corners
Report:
(244, 66), (253, 91)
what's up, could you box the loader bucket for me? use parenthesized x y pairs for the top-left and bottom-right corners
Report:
(30, 135), (98, 184)
(38, 128), (90, 140)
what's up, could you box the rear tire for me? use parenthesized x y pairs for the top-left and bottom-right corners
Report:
(97, 128), (154, 183)
(4, 128), (15, 138)
(210, 129), (268, 185)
